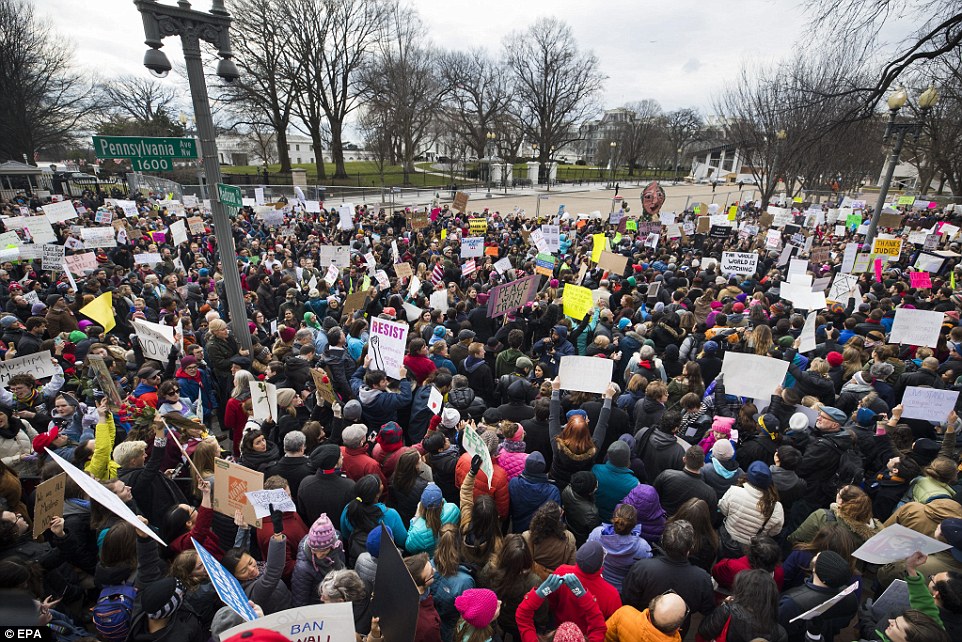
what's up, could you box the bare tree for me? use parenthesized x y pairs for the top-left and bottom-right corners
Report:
(357, 108), (393, 184)
(905, 50), (962, 199)
(438, 48), (511, 159)
(504, 18), (605, 177)
(224, 0), (301, 172)
(360, 5), (443, 184)
(615, 100), (665, 176)
(0, 0), (92, 162)
(662, 109), (704, 177)
(95, 75), (179, 123)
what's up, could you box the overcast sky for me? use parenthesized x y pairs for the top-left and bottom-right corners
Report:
(37, 0), (918, 130)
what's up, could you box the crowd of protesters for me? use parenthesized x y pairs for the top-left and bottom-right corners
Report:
(0, 183), (959, 642)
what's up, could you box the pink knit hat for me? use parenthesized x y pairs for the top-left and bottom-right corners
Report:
(455, 588), (499, 628)
(507, 424), (525, 442)
(711, 416), (735, 435)
(307, 514), (339, 551)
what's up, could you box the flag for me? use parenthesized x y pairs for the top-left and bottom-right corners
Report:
(430, 262), (444, 286)
(79, 291), (115, 333)
(462, 259), (477, 277)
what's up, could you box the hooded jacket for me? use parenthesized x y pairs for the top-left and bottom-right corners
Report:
(633, 426), (685, 483)
(447, 386), (486, 421)
(350, 367), (413, 433)
(561, 484), (601, 547)
(591, 461), (640, 523)
(701, 457), (744, 498)
(508, 453), (561, 533)
(883, 498), (962, 537)
(588, 523), (652, 592)
(405, 501), (460, 555)
(460, 355), (497, 406)
(795, 428), (856, 506)
(291, 537), (346, 606)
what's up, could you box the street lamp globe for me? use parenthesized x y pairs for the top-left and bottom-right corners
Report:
(918, 85), (940, 110)
(887, 87), (909, 111)
(143, 48), (172, 78)
(216, 58), (240, 83)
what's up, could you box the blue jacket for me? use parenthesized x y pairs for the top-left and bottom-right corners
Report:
(405, 502), (460, 554)
(350, 367), (413, 433)
(176, 367), (218, 413)
(509, 473), (561, 533)
(429, 354), (457, 376)
(339, 502), (408, 549)
(588, 523), (652, 592)
(591, 462), (640, 523)
(430, 567), (475, 642)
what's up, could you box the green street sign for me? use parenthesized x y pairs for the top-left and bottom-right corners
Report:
(217, 183), (243, 209)
(131, 157), (174, 172)
(92, 136), (198, 160)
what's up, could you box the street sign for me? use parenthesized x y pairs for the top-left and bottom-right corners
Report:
(131, 158), (174, 172)
(217, 183), (243, 209)
(92, 136), (198, 160)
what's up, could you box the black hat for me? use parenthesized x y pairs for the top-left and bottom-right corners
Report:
(310, 443), (341, 470)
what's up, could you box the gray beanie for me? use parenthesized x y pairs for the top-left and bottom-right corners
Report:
(607, 441), (630, 468)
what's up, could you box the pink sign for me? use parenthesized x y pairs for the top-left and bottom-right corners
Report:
(151, 231), (166, 243)
(874, 258), (883, 283)
(910, 271), (932, 289)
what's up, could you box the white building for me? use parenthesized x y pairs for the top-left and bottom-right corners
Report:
(688, 142), (756, 184)
(214, 133), (376, 166)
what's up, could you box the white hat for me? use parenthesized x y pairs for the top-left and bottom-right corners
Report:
(441, 408), (461, 429)
(789, 412), (809, 431)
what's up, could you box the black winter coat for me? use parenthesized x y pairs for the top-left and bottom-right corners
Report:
(296, 471), (356, 528)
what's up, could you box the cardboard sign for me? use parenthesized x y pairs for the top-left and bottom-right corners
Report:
(901, 386), (960, 421)
(193, 538), (259, 621)
(597, 251), (628, 275)
(719, 353), (789, 402)
(32, 473), (66, 539)
(0, 353), (59, 386)
(310, 368), (338, 405)
(462, 426), (494, 480)
(486, 274), (539, 318)
(558, 356), (613, 394)
(221, 603), (355, 642)
(720, 251), (758, 276)
(852, 524), (951, 564)
(394, 261), (413, 279)
(212, 458), (263, 528)
(889, 308), (943, 347)
(187, 216), (205, 234)
(46, 448), (164, 544)
(369, 317), (409, 380)
(453, 191), (469, 212)
(342, 288), (371, 317)
(86, 354), (122, 411)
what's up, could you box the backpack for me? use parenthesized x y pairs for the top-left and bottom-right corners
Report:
(827, 437), (865, 489)
(346, 527), (372, 568)
(92, 584), (137, 642)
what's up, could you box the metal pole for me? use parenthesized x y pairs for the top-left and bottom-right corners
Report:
(181, 35), (252, 352)
(865, 129), (907, 247)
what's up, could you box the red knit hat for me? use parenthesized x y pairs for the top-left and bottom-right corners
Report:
(32, 427), (60, 454)
(826, 351), (844, 367)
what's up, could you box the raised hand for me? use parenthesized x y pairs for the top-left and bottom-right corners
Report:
(535, 574), (564, 599)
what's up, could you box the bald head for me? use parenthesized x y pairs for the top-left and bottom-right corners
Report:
(650, 592), (687, 635)
(922, 357), (940, 371)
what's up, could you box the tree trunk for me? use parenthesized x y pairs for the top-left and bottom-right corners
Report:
(330, 119), (348, 179)
(309, 125), (327, 182)
(276, 128), (292, 173)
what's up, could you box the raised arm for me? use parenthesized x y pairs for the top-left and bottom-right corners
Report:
(591, 384), (617, 450)
(549, 380), (562, 457)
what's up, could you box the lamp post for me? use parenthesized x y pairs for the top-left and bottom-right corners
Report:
(178, 113), (207, 200)
(134, 0), (252, 352)
(608, 141), (617, 188)
(548, 146), (555, 192)
(865, 85), (940, 246)
(675, 147), (683, 182)
(485, 131), (496, 197)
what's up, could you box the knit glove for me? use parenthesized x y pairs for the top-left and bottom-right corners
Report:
(470, 455), (482, 475)
(269, 504), (284, 534)
(535, 575), (563, 599)
(563, 573), (586, 598)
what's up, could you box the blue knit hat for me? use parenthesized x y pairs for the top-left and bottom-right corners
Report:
(366, 525), (394, 558)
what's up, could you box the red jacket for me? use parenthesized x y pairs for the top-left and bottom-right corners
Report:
(414, 593), (442, 642)
(171, 505), (222, 559)
(552, 563), (622, 621)
(224, 397), (248, 457)
(516, 586), (607, 642)
(455, 453), (510, 519)
(341, 446), (388, 487)
(373, 443), (410, 482)
(255, 511), (308, 582)
(711, 555), (784, 592)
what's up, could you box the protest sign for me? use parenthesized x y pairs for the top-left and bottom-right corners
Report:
(462, 425), (494, 480)
(23, 216), (57, 244)
(430, 289), (450, 313)
(789, 582), (860, 623)
(798, 311), (818, 354)
(486, 274), (539, 318)
(780, 282), (826, 310)
(336, 204), (354, 230)
(493, 256), (513, 275)
(133, 253), (162, 266)
(221, 603), (355, 642)
(81, 227), (117, 248)
(169, 219), (188, 246)
(453, 191), (470, 211)
(244, 488), (297, 519)
(534, 253), (556, 277)
(394, 261), (413, 280)
(372, 525), (419, 642)
(719, 353), (789, 401)
(187, 216), (205, 234)
(852, 524), (951, 564)
(840, 242), (858, 273)
(428, 386), (443, 414)
(597, 251), (628, 275)
(872, 238), (903, 258)
(41, 200), (78, 224)
(133, 318), (176, 360)
(910, 271), (932, 289)
(193, 538), (258, 621)
(64, 252), (97, 275)
(309, 368), (338, 406)
(827, 274), (860, 302)
(213, 458), (262, 528)
(720, 251), (758, 276)
(47, 448), (164, 544)
(0, 353), (58, 386)
(318, 244), (351, 268)
(369, 317), (409, 379)
(541, 225), (560, 252)
(788, 258), (809, 280)
(461, 237), (484, 258)
(811, 276), (831, 293)
(872, 580), (909, 616)
(558, 356), (613, 394)
(591, 233), (607, 263)
(889, 308), (943, 347)
(468, 218), (488, 235)
(562, 283), (594, 320)
(342, 288), (371, 317)
(765, 229), (782, 250)
(41, 243), (65, 271)
(86, 354), (122, 410)
(32, 473), (65, 539)
(249, 380), (278, 423)
(900, 387), (960, 421)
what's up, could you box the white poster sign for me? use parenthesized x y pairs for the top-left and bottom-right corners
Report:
(827, 274), (860, 302)
(318, 245), (351, 268)
(889, 308), (943, 347)
(243, 488), (297, 519)
(23, 216), (57, 244)
(720, 251), (758, 276)
(461, 237), (484, 258)
(901, 387), (960, 421)
(430, 289), (449, 313)
(841, 242), (858, 274)
(169, 219), (188, 246)
(41, 243), (65, 271)
(249, 380), (278, 423)
(798, 311), (818, 354)
(0, 353), (59, 386)
(852, 524), (951, 564)
(558, 356), (613, 394)
(338, 203), (354, 230)
(133, 318), (176, 360)
(81, 227), (117, 248)
(369, 317), (409, 380)
(220, 603), (355, 642)
(41, 200), (78, 224)
(541, 225), (560, 252)
(719, 353), (789, 401)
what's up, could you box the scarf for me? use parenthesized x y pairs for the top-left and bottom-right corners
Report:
(500, 439), (526, 454)
(711, 458), (738, 479)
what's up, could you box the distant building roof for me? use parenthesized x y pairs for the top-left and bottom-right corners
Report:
(0, 161), (43, 175)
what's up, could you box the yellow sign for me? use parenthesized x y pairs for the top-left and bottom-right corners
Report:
(468, 218), (487, 235)
(591, 233), (607, 263)
(440, 228), (447, 240)
(728, 205), (737, 221)
(79, 291), (115, 333)
(562, 284), (594, 320)
(871, 238), (903, 258)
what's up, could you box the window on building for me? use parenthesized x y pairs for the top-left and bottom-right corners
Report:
(295, 144), (300, 151)
(297, 157), (301, 164)
(309, 158), (314, 164)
